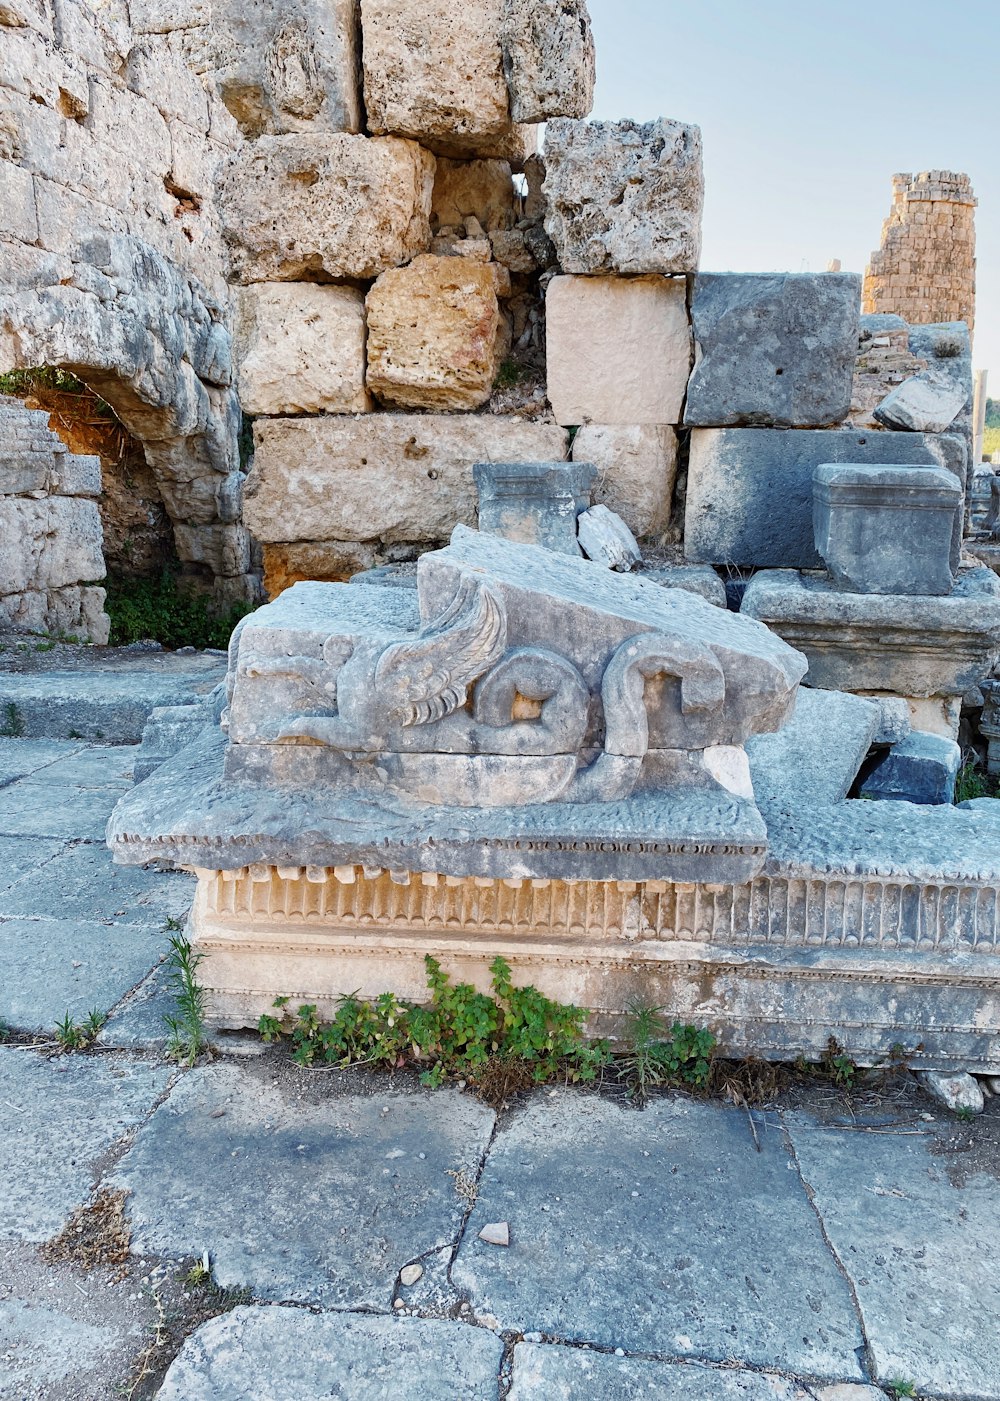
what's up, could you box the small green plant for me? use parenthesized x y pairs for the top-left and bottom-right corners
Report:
(54, 1008), (105, 1051)
(163, 933), (208, 1066)
(494, 358), (527, 390)
(956, 1105), (976, 1122)
(620, 1002), (717, 1103)
(955, 759), (988, 804)
(0, 702), (24, 738)
(163, 915), (185, 932)
(821, 1037), (857, 1088)
(105, 569), (251, 651)
(82, 1009), (107, 1040)
(887, 1382), (918, 1399)
(0, 1018), (9, 1043)
(184, 1259), (211, 1289)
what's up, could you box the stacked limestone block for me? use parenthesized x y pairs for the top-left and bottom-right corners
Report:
(0, 0), (256, 607)
(220, 0), (602, 596)
(863, 172), (977, 333)
(0, 396), (109, 642)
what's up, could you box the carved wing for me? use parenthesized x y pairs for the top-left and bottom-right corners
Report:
(374, 576), (507, 727)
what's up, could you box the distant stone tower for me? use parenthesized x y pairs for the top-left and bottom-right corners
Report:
(863, 171), (977, 332)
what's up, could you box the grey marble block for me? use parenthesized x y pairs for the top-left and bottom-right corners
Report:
(860, 731), (961, 806)
(473, 460), (595, 556)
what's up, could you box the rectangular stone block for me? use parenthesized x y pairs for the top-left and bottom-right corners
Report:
(0, 161), (38, 242)
(473, 460), (595, 554)
(501, 0), (595, 123)
(546, 275), (690, 426)
(543, 118), (703, 275)
(52, 452), (102, 497)
(235, 283), (370, 416)
(245, 415), (569, 545)
(685, 273), (861, 428)
(860, 732), (961, 806)
(684, 428), (967, 569)
(216, 134), (435, 283)
(572, 424), (679, 537)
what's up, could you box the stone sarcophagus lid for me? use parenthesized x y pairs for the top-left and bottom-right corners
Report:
(219, 525), (807, 883)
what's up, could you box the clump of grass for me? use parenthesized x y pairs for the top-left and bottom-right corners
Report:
(54, 1008), (106, 1051)
(620, 1001), (716, 1104)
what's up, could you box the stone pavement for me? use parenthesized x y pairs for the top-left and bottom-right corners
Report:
(1, 735), (998, 1400)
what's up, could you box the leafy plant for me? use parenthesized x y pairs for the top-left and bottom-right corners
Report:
(620, 1002), (717, 1101)
(105, 569), (251, 651)
(54, 1008), (106, 1051)
(0, 1018), (9, 1043)
(955, 759), (988, 804)
(0, 702), (24, 738)
(163, 932), (208, 1066)
(821, 1037), (857, 1088)
(887, 1382), (918, 1399)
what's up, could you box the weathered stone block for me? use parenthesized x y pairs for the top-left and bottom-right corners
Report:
(814, 463), (960, 596)
(361, 0), (532, 160)
(638, 564), (727, 608)
(366, 254), (506, 411)
(217, 134), (435, 283)
(874, 368), (967, 434)
(501, 0), (595, 123)
(213, 0), (362, 137)
(860, 732), (961, 806)
(572, 424), (678, 538)
(431, 157), (515, 233)
(474, 460), (594, 554)
(577, 504), (641, 571)
(543, 118), (703, 275)
(245, 416), (569, 545)
(685, 274), (861, 428)
(53, 452), (102, 497)
(740, 567), (1000, 699)
(685, 428), (968, 569)
(235, 283), (370, 416)
(546, 276), (690, 426)
(262, 542), (384, 598)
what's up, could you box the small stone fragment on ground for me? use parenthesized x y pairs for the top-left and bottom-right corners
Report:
(577, 505), (642, 572)
(478, 1221), (510, 1247)
(917, 1070), (985, 1114)
(400, 1263), (424, 1286)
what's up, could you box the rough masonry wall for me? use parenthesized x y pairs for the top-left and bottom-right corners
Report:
(0, 0), (255, 605)
(863, 171), (977, 333)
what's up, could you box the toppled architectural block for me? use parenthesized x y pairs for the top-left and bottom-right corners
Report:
(859, 732), (961, 806)
(546, 276), (690, 426)
(431, 158), (515, 232)
(639, 564), (727, 609)
(684, 428), (967, 569)
(543, 118), (703, 275)
(217, 134), (435, 282)
(577, 505), (641, 572)
(874, 369), (967, 434)
(571, 425), (678, 538)
(905, 322), (974, 451)
(245, 416), (569, 546)
(234, 284), (370, 416)
(685, 273), (860, 428)
(361, 0), (532, 160)
(213, 0), (362, 137)
(869, 695), (912, 747)
(501, 0), (595, 123)
(813, 463), (961, 597)
(474, 460), (595, 555)
(740, 566), (1000, 699)
(849, 314), (929, 429)
(365, 254), (506, 411)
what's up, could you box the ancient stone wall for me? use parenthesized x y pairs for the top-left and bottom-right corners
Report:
(0, 0), (255, 605)
(863, 171), (977, 332)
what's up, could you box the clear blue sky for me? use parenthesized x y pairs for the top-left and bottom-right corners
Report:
(587, 0), (1000, 395)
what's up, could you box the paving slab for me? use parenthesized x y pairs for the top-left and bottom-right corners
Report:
(451, 1095), (864, 1378)
(0, 1049), (172, 1242)
(113, 1062), (496, 1309)
(0, 841), (194, 925)
(97, 962), (174, 1051)
(0, 917), (168, 1031)
(787, 1112), (1000, 1399)
(0, 835), (67, 892)
(156, 1305), (503, 1400)
(0, 776), (128, 839)
(0, 653), (227, 742)
(16, 745), (138, 787)
(509, 1343), (815, 1399)
(0, 740), (87, 789)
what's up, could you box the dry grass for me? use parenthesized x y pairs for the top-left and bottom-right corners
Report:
(41, 1188), (132, 1278)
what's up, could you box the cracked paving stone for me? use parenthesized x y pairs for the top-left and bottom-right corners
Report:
(0, 840), (194, 925)
(0, 918), (169, 1032)
(787, 1111), (1000, 1400)
(508, 1342), (818, 1398)
(0, 778), (128, 840)
(451, 1094), (864, 1377)
(0, 836), (67, 892)
(112, 1061), (495, 1309)
(0, 1049), (172, 1242)
(157, 1305), (503, 1399)
(0, 741), (88, 790)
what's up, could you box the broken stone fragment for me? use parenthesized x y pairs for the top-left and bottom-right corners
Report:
(501, 0), (595, 123)
(859, 732), (962, 806)
(474, 460), (595, 555)
(365, 254), (508, 412)
(874, 368), (969, 434)
(577, 504), (642, 572)
(478, 1221), (510, 1247)
(543, 117), (704, 276)
(572, 425), (679, 539)
(217, 133), (435, 283)
(431, 157), (516, 233)
(399, 1263), (423, 1286)
(917, 1070), (985, 1114)
(234, 283), (370, 416)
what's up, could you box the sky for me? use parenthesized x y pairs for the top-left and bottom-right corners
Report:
(586, 0), (1000, 394)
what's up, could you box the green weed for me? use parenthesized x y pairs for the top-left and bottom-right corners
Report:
(54, 1008), (105, 1051)
(955, 760), (989, 804)
(163, 933), (208, 1067)
(105, 569), (251, 651)
(620, 1002), (717, 1103)
(0, 702), (24, 738)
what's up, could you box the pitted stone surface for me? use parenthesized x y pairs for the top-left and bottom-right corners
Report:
(787, 1113), (1000, 1399)
(572, 424), (679, 538)
(685, 427), (968, 568)
(859, 731), (961, 806)
(157, 1307), (503, 1400)
(543, 118), (703, 275)
(0, 1050), (170, 1242)
(509, 1346), (817, 1399)
(113, 1064), (495, 1308)
(686, 273), (861, 428)
(451, 1094), (864, 1375)
(501, 0), (595, 123)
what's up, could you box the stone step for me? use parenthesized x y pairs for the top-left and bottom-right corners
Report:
(0, 651), (228, 743)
